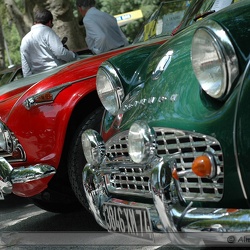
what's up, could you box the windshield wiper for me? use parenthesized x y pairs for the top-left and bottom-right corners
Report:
(194, 10), (215, 21)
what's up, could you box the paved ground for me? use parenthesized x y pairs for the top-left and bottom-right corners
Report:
(1, 194), (240, 250)
(0, 195), (167, 249)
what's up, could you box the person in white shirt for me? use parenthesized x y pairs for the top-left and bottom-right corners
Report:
(76, 0), (129, 55)
(20, 9), (78, 77)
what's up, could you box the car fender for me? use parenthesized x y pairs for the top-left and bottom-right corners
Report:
(8, 77), (97, 169)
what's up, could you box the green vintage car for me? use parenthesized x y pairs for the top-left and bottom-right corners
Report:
(82, 0), (250, 245)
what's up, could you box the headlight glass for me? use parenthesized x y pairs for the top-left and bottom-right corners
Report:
(191, 20), (238, 99)
(192, 28), (226, 99)
(128, 121), (156, 164)
(81, 129), (105, 167)
(96, 62), (124, 116)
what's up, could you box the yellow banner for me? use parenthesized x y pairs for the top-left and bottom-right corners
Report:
(115, 10), (143, 26)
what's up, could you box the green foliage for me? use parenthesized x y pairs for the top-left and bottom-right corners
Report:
(1, 0), (162, 67)
(97, 0), (161, 42)
(3, 23), (21, 66)
(0, 1), (24, 66)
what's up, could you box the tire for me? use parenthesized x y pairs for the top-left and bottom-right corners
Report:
(31, 200), (79, 213)
(30, 171), (83, 213)
(67, 107), (104, 210)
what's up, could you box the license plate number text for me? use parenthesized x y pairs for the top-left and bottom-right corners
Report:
(103, 202), (153, 240)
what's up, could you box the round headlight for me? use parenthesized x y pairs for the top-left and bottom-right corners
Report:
(191, 21), (238, 99)
(81, 129), (105, 167)
(128, 121), (156, 164)
(192, 28), (227, 99)
(96, 62), (124, 116)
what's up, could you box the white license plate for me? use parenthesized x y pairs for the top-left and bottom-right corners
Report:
(103, 202), (153, 240)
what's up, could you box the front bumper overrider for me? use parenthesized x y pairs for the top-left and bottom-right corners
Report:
(0, 157), (56, 197)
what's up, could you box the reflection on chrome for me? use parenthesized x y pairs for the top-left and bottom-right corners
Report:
(0, 157), (56, 195)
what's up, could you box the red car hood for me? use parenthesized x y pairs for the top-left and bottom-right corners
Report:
(0, 43), (151, 122)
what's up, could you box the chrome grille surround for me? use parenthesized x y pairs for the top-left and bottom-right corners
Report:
(104, 127), (224, 202)
(0, 125), (26, 163)
(0, 143), (26, 163)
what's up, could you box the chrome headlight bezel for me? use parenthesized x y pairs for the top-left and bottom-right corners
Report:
(191, 20), (239, 100)
(0, 122), (15, 153)
(81, 129), (106, 167)
(96, 62), (124, 116)
(128, 120), (156, 164)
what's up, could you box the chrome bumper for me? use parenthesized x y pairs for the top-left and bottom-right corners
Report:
(0, 157), (56, 195)
(83, 156), (250, 244)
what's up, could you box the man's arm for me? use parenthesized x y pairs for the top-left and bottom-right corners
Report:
(84, 20), (106, 54)
(20, 52), (32, 77)
(47, 29), (78, 62)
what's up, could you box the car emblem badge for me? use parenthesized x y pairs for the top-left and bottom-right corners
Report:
(122, 94), (178, 113)
(152, 50), (173, 80)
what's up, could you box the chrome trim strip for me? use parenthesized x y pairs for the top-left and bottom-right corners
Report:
(233, 59), (250, 201)
(23, 75), (96, 110)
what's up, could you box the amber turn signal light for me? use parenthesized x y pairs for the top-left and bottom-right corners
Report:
(35, 92), (53, 103)
(226, 208), (239, 213)
(192, 155), (211, 177)
(172, 168), (179, 180)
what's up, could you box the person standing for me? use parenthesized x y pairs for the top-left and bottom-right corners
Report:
(76, 0), (129, 55)
(20, 9), (78, 77)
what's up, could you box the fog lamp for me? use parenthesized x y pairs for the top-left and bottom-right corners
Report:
(128, 121), (156, 164)
(81, 129), (105, 167)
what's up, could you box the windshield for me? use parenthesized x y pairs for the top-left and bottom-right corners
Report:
(133, 0), (243, 43)
(0, 67), (23, 87)
(177, 0), (244, 32)
(133, 0), (190, 44)
(0, 72), (13, 87)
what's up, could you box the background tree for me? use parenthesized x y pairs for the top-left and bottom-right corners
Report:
(0, 0), (161, 68)
(0, 19), (5, 69)
(99, 0), (161, 42)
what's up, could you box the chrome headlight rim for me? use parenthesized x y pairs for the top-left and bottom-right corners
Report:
(191, 20), (239, 100)
(0, 122), (15, 153)
(96, 62), (124, 116)
(81, 129), (106, 167)
(128, 120), (156, 164)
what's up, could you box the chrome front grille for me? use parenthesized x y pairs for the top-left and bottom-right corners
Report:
(105, 128), (224, 201)
(0, 144), (26, 162)
(0, 122), (26, 162)
(155, 128), (223, 202)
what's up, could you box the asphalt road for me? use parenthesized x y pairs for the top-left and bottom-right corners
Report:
(1, 195), (235, 250)
(0, 194), (170, 250)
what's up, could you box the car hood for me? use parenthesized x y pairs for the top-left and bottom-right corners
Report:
(0, 61), (77, 102)
(0, 44), (144, 123)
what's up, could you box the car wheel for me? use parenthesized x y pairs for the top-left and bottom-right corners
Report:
(31, 193), (82, 213)
(29, 168), (83, 213)
(68, 107), (104, 210)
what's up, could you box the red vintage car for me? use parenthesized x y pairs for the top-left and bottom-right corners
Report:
(0, 1), (196, 212)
